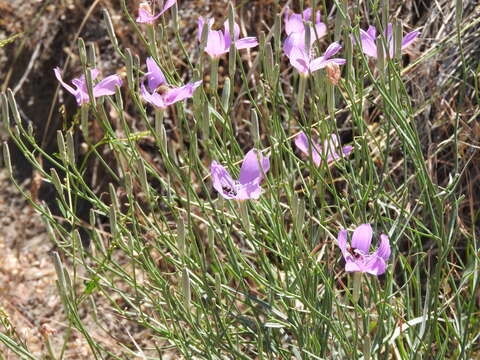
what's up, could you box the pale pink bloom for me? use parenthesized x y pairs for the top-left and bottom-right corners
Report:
(54, 67), (122, 106)
(211, 149), (270, 200)
(283, 7), (327, 58)
(358, 24), (420, 58)
(136, 0), (176, 24)
(337, 224), (391, 275)
(141, 57), (202, 110)
(286, 42), (346, 76)
(295, 131), (352, 166)
(198, 17), (258, 58)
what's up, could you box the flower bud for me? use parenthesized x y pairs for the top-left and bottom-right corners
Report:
(325, 62), (341, 86)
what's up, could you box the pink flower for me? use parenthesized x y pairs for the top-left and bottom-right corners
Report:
(337, 224), (391, 275)
(295, 132), (352, 166)
(54, 67), (122, 106)
(136, 0), (176, 24)
(211, 149), (270, 200)
(198, 17), (258, 58)
(358, 24), (420, 58)
(141, 57), (202, 110)
(283, 7), (327, 58)
(286, 42), (346, 76)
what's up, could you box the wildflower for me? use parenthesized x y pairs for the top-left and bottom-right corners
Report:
(283, 7), (326, 58)
(337, 224), (391, 275)
(287, 42), (346, 76)
(198, 17), (258, 58)
(140, 57), (202, 110)
(294, 131), (352, 166)
(136, 0), (176, 24)
(54, 67), (122, 106)
(211, 149), (270, 200)
(358, 24), (419, 58)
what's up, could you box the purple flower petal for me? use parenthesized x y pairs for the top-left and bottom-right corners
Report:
(54, 67), (76, 95)
(288, 47), (310, 75)
(75, 92), (89, 106)
(284, 11), (304, 35)
(330, 58), (347, 65)
(211, 161), (238, 200)
(309, 43), (345, 72)
(235, 180), (263, 200)
(136, 0), (175, 23)
(54, 67), (119, 106)
(205, 29), (227, 58)
(337, 229), (349, 259)
(401, 30), (420, 49)
(294, 132), (322, 165)
(141, 82), (166, 109)
(364, 257), (387, 275)
(323, 42), (342, 60)
(309, 56), (327, 72)
(323, 135), (340, 163)
(235, 37), (258, 50)
(136, 8), (151, 23)
(342, 145), (354, 157)
(238, 149), (270, 185)
(366, 25), (376, 39)
(223, 21), (240, 48)
(198, 17), (215, 42)
(359, 29), (378, 58)
(312, 22), (327, 42)
(374, 234), (391, 261)
(284, 7), (324, 37)
(294, 132), (311, 155)
(93, 75), (122, 97)
(345, 260), (363, 273)
(302, 8), (313, 21)
(351, 224), (373, 253)
(311, 57), (345, 72)
(283, 33), (304, 58)
(79, 68), (100, 82)
(164, 80), (202, 106)
(197, 17), (205, 42)
(146, 57), (166, 91)
(136, 8), (159, 24)
(385, 23), (393, 41)
(158, 0), (176, 16)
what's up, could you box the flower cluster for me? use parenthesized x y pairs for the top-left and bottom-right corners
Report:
(52, 4), (418, 278)
(283, 8), (344, 77)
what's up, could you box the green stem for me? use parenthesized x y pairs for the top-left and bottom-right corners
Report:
(352, 272), (362, 304)
(296, 75), (307, 110)
(210, 57), (219, 94)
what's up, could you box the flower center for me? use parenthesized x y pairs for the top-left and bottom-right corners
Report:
(222, 184), (238, 196)
(348, 247), (366, 260)
(156, 84), (171, 95)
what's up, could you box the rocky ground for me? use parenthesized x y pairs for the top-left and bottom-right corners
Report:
(0, 169), (93, 358)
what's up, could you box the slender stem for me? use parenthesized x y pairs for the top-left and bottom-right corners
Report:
(210, 57), (219, 94)
(297, 75), (307, 110)
(352, 272), (362, 304)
